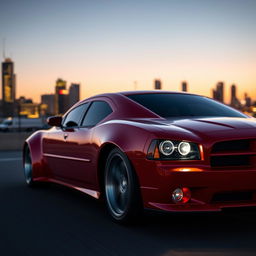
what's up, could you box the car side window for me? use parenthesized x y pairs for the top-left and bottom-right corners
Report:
(62, 103), (90, 128)
(82, 101), (112, 127)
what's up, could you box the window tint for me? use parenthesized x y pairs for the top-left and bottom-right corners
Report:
(63, 103), (90, 127)
(82, 101), (112, 127)
(127, 94), (246, 118)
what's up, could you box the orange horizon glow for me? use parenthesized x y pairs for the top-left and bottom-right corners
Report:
(13, 62), (256, 104)
(12, 50), (256, 104)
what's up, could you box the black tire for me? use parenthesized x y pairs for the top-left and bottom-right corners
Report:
(23, 146), (36, 187)
(104, 148), (143, 224)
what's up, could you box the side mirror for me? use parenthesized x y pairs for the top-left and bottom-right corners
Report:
(47, 116), (62, 127)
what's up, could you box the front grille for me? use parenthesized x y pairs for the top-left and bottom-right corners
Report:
(210, 139), (256, 168)
(211, 139), (251, 153)
(212, 191), (253, 203)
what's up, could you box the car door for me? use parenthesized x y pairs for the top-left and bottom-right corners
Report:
(59, 100), (113, 186)
(76, 100), (113, 185)
(44, 103), (90, 183)
(44, 100), (113, 186)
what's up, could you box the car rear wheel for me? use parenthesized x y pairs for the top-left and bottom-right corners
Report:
(105, 148), (142, 224)
(23, 146), (35, 186)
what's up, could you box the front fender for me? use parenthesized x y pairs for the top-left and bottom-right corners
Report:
(94, 123), (151, 159)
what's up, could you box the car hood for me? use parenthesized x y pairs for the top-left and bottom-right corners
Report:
(126, 117), (256, 142)
(166, 117), (256, 130)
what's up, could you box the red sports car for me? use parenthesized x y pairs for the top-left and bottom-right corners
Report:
(23, 91), (256, 223)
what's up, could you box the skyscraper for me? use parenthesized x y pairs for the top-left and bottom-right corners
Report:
(154, 79), (162, 90)
(55, 78), (69, 114)
(181, 81), (187, 92)
(244, 93), (251, 108)
(212, 82), (224, 102)
(69, 83), (80, 108)
(1, 58), (16, 117)
(231, 84), (237, 107)
(230, 84), (241, 109)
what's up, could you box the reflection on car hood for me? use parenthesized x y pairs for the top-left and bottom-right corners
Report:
(124, 117), (256, 141)
(165, 117), (256, 130)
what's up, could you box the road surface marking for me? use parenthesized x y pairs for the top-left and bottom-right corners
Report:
(0, 157), (22, 162)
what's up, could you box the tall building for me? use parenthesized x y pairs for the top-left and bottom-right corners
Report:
(230, 84), (236, 107)
(244, 93), (251, 108)
(154, 79), (162, 90)
(212, 82), (224, 102)
(41, 94), (55, 116)
(230, 84), (241, 109)
(1, 58), (16, 117)
(181, 81), (187, 92)
(55, 78), (69, 114)
(69, 83), (80, 108)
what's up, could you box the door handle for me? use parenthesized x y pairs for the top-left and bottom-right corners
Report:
(64, 133), (68, 140)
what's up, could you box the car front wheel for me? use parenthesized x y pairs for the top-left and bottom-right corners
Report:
(104, 148), (142, 224)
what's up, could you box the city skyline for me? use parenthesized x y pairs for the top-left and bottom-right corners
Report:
(0, 56), (255, 106)
(0, 0), (256, 103)
(0, 58), (256, 118)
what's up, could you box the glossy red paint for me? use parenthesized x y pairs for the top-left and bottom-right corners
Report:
(24, 91), (256, 213)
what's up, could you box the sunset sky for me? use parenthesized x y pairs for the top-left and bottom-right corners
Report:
(0, 0), (256, 103)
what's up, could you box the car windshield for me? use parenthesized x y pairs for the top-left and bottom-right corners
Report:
(127, 93), (247, 118)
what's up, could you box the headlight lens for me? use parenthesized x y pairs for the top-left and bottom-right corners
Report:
(147, 139), (201, 160)
(178, 142), (191, 156)
(159, 140), (174, 156)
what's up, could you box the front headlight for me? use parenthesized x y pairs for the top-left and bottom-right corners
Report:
(178, 142), (191, 156)
(159, 140), (175, 156)
(147, 139), (201, 160)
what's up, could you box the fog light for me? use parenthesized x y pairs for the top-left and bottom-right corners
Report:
(172, 188), (183, 202)
(172, 187), (191, 203)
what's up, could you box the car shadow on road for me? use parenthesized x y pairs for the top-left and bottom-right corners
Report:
(44, 183), (256, 248)
(4, 180), (256, 256)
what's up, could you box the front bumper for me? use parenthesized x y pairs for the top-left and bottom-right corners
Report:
(133, 159), (256, 212)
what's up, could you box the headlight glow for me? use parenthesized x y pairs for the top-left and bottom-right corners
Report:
(159, 140), (175, 156)
(147, 139), (201, 160)
(178, 142), (191, 156)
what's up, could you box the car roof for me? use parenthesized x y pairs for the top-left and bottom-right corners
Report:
(70, 90), (207, 120)
(81, 90), (197, 101)
(119, 90), (195, 96)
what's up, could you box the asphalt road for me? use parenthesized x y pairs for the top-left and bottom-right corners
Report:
(1, 151), (256, 256)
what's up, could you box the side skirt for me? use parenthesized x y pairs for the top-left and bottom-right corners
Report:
(34, 177), (101, 199)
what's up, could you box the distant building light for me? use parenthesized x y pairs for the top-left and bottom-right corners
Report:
(58, 89), (68, 95)
(27, 114), (39, 118)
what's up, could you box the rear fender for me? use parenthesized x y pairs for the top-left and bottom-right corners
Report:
(24, 131), (47, 179)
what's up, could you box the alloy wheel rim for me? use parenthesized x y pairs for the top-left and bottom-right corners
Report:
(106, 155), (129, 217)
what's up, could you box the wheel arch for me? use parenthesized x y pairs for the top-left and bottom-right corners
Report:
(97, 142), (142, 198)
(23, 131), (46, 179)
(97, 142), (119, 196)
(94, 123), (151, 198)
